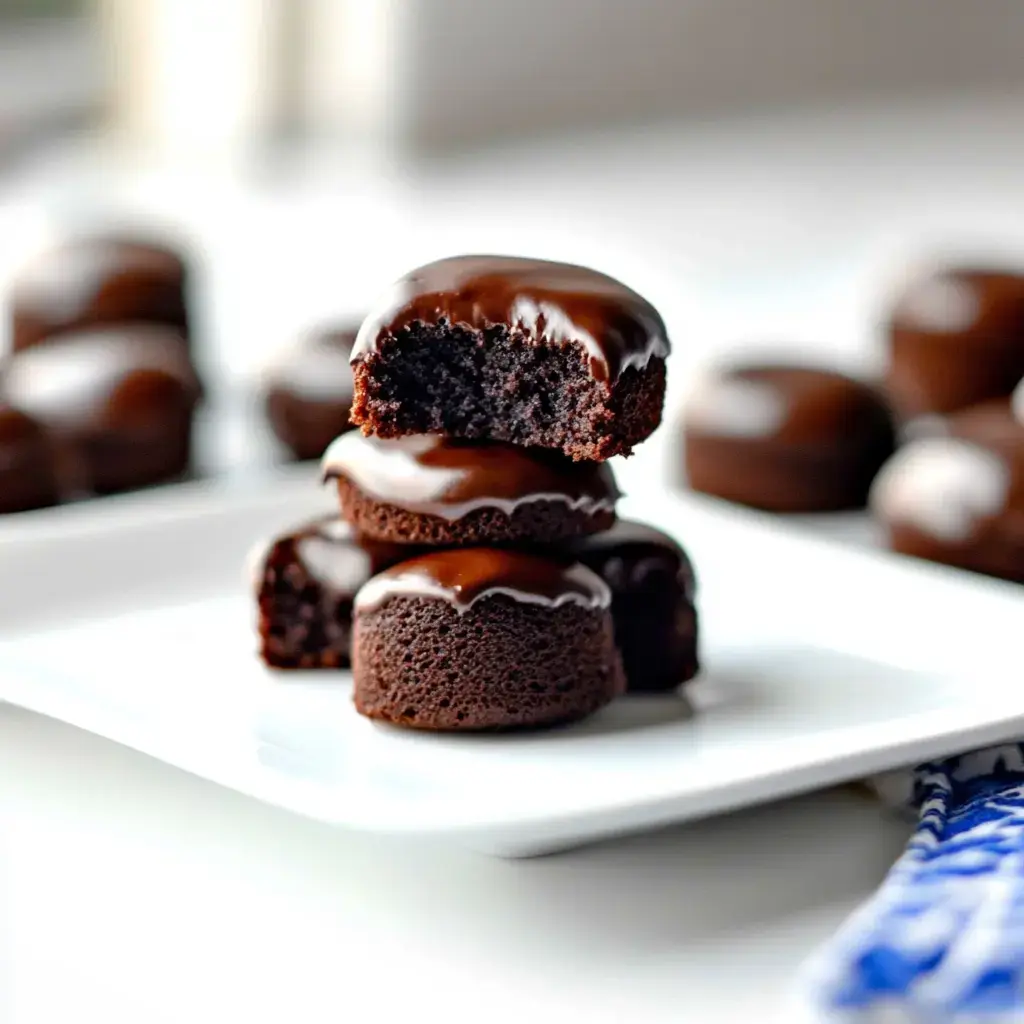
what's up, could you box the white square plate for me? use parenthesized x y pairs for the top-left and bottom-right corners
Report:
(0, 467), (1021, 857)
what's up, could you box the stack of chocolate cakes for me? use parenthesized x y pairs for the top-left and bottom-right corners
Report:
(254, 255), (700, 731)
(0, 232), (202, 511)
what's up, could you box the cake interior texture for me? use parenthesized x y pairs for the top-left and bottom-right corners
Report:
(352, 323), (665, 460)
(258, 542), (353, 669)
(354, 594), (624, 730)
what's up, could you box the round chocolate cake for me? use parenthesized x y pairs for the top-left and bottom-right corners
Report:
(263, 325), (358, 461)
(870, 398), (1024, 582)
(321, 431), (619, 546)
(10, 234), (191, 352)
(571, 519), (699, 693)
(352, 548), (624, 730)
(349, 255), (669, 461)
(2, 324), (201, 495)
(682, 363), (895, 512)
(885, 266), (1024, 422)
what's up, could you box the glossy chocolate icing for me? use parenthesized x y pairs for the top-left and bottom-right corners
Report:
(354, 548), (611, 613)
(321, 432), (619, 519)
(570, 519), (696, 601)
(249, 516), (407, 596)
(684, 365), (890, 446)
(2, 324), (199, 430)
(11, 235), (189, 351)
(351, 255), (669, 383)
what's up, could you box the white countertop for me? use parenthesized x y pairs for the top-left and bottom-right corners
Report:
(1, 708), (911, 1024)
(6, 93), (1024, 1021)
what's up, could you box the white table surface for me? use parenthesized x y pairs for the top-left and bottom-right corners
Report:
(0, 709), (911, 1024)
(6, 92), (1024, 1021)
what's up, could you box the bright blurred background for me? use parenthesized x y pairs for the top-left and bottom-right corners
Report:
(4, 0), (1024, 483)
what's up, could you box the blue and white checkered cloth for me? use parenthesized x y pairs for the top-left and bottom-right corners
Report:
(801, 743), (1024, 1021)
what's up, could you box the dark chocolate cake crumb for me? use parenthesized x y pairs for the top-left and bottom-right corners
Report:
(354, 595), (623, 730)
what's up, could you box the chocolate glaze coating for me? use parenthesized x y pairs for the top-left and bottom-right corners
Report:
(252, 516), (410, 669)
(2, 324), (201, 495)
(11, 235), (190, 352)
(263, 326), (358, 461)
(354, 547), (611, 613)
(683, 364), (895, 512)
(570, 520), (699, 693)
(886, 267), (1024, 420)
(870, 398), (1024, 583)
(321, 431), (619, 545)
(352, 255), (669, 384)
(0, 405), (59, 513)
(323, 432), (618, 517)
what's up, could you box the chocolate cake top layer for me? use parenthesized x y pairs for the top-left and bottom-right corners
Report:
(351, 255), (669, 383)
(354, 547), (611, 613)
(321, 432), (619, 520)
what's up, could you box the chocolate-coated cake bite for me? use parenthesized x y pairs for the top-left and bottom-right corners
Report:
(885, 267), (1024, 422)
(349, 255), (669, 461)
(570, 520), (699, 693)
(352, 548), (624, 730)
(870, 398), (1024, 583)
(321, 431), (619, 546)
(263, 326), (358, 461)
(10, 235), (191, 353)
(0, 405), (59, 513)
(251, 516), (410, 669)
(682, 364), (895, 512)
(2, 324), (201, 495)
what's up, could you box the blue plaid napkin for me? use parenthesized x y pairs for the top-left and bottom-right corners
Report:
(801, 743), (1024, 1021)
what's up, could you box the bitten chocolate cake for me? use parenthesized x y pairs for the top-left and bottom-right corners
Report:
(571, 520), (699, 693)
(321, 431), (619, 546)
(870, 398), (1024, 583)
(682, 364), (895, 512)
(263, 325), (358, 461)
(2, 324), (201, 495)
(885, 266), (1024, 422)
(252, 516), (410, 669)
(349, 255), (669, 461)
(10, 234), (191, 353)
(352, 548), (624, 730)
(0, 405), (59, 513)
